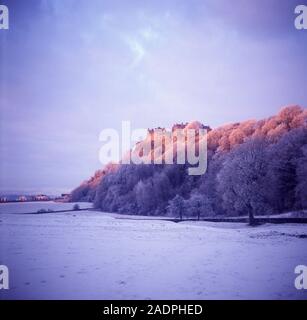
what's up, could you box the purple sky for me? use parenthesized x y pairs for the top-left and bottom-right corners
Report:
(0, 0), (307, 194)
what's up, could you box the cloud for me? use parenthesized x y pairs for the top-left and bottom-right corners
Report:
(123, 25), (161, 68)
(125, 36), (146, 67)
(139, 26), (159, 41)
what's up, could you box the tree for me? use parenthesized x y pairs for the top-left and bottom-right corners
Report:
(266, 128), (307, 212)
(185, 192), (213, 220)
(167, 195), (185, 220)
(70, 184), (90, 202)
(198, 153), (226, 216)
(135, 179), (157, 215)
(217, 138), (271, 225)
(296, 144), (307, 209)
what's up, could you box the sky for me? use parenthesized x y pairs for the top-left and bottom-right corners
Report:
(0, 0), (307, 194)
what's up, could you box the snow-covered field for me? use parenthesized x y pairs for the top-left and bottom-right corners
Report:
(0, 203), (307, 300)
(0, 201), (92, 214)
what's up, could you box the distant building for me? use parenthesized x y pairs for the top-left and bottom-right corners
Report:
(54, 193), (70, 202)
(34, 194), (49, 201)
(0, 197), (8, 203)
(18, 196), (27, 202)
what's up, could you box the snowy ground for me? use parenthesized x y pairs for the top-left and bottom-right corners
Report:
(0, 204), (307, 300)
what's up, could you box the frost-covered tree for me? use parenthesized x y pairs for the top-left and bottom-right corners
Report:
(266, 127), (307, 212)
(185, 192), (213, 220)
(70, 184), (90, 202)
(198, 154), (226, 216)
(167, 194), (185, 220)
(135, 179), (157, 215)
(296, 144), (307, 209)
(217, 138), (271, 225)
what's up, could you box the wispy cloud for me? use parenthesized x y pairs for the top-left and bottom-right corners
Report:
(125, 36), (146, 67)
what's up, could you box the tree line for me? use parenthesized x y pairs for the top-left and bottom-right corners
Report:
(71, 106), (307, 224)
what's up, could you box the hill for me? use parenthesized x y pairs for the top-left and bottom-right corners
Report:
(71, 105), (307, 219)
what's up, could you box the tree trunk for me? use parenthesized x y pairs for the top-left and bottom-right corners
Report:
(197, 211), (200, 221)
(248, 209), (256, 226)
